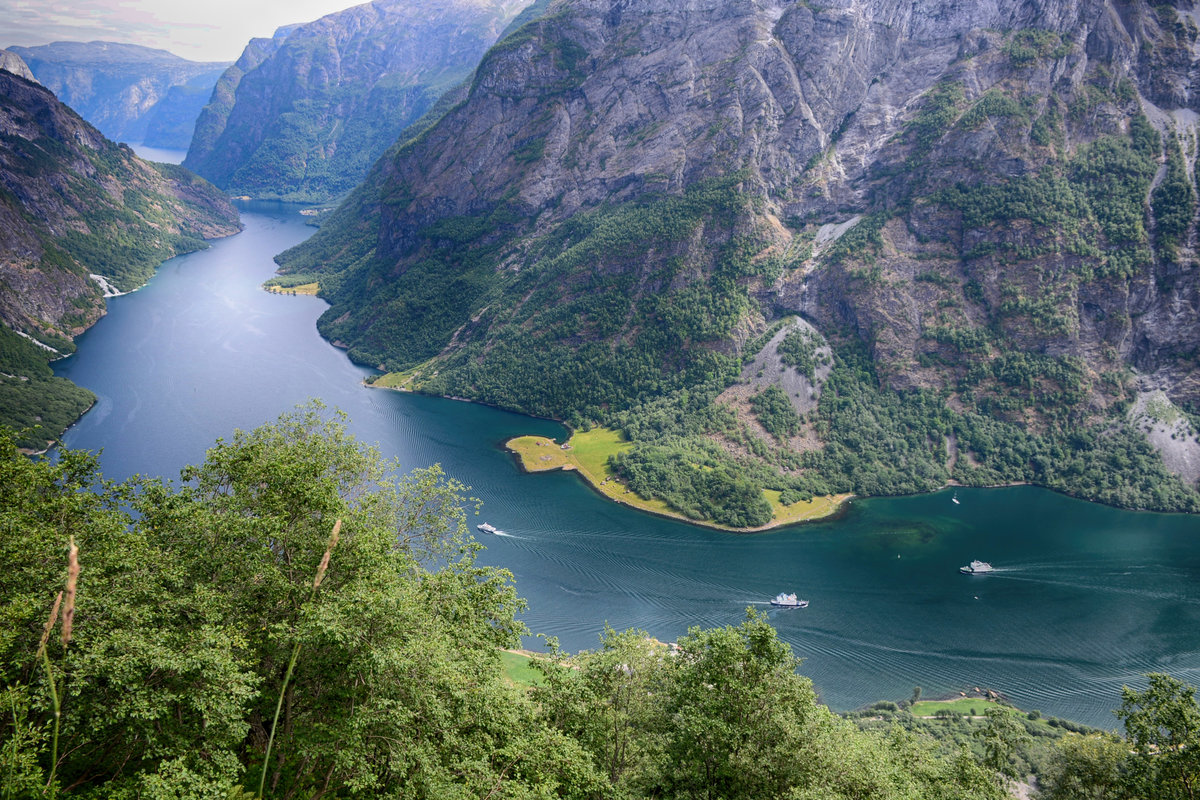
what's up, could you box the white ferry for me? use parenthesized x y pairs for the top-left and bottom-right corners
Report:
(477, 522), (499, 534)
(770, 592), (809, 608)
(959, 560), (994, 574)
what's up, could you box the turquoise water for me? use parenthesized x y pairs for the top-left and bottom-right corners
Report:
(55, 203), (1200, 728)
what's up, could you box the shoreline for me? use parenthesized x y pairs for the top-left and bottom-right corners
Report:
(364, 380), (1196, 525)
(366, 373), (856, 531)
(504, 431), (853, 533)
(30, 227), (242, 447)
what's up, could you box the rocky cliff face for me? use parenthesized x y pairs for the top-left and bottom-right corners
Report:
(0, 70), (239, 446)
(0, 49), (37, 83)
(281, 0), (1200, 515)
(9, 41), (229, 148)
(183, 0), (532, 202)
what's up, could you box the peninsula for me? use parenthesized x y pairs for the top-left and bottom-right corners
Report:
(506, 429), (850, 532)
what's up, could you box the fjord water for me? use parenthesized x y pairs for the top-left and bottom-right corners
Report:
(56, 202), (1200, 728)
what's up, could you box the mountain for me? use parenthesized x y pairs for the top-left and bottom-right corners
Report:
(280, 0), (1200, 524)
(8, 41), (229, 149)
(0, 49), (37, 83)
(0, 70), (240, 449)
(183, 0), (532, 202)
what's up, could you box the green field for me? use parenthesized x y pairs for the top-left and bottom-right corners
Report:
(506, 428), (677, 518)
(765, 489), (853, 525)
(265, 282), (319, 295)
(499, 650), (544, 688)
(910, 698), (1008, 717)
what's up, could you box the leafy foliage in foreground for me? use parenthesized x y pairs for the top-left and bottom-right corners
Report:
(3, 410), (1197, 797)
(0, 407), (582, 797)
(1039, 674), (1200, 800)
(535, 624), (1004, 800)
(0, 408), (1005, 798)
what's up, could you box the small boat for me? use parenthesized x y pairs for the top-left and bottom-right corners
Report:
(952, 492), (960, 505)
(959, 560), (994, 574)
(770, 592), (809, 608)
(477, 522), (499, 534)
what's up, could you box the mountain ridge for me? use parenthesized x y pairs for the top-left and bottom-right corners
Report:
(279, 0), (1200, 523)
(183, 0), (532, 202)
(9, 41), (230, 148)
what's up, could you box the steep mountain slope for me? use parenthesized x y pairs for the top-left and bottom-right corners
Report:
(183, 0), (532, 202)
(280, 0), (1200, 523)
(0, 70), (240, 448)
(8, 41), (229, 149)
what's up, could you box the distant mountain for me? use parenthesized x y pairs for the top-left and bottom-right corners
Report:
(0, 49), (36, 83)
(0, 70), (240, 448)
(184, 0), (531, 202)
(8, 41), (229, 148)
(279, 0), (1200, 523)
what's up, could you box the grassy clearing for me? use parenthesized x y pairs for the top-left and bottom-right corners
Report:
(372, 372), (414, 390)
(569, 428), (628, 477)
(766, 490), (853, 525)
(265, 282), (319, 295)
(910, 698), (1007, 717)
(370, 360), (439, 390)
(507, 428), (676, 517)
(508, 435), (574, 471)
(499, 650), (544, 688)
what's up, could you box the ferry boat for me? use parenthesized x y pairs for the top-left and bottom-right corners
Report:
(477, 522), (499, 534)
(959, 560), (994, 574)
(770, 592), (809, 608)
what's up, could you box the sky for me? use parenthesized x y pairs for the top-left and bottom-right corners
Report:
(2, 0), (361, 62)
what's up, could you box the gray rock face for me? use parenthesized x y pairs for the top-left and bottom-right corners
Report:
(183, 0), (531, 201)
(0, 49), (37, 83)
(9, 41), (229, 147)
(290, 0), (1200, 491)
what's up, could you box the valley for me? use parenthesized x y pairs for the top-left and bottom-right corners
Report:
(48, 202), (1200, 730)
(2, 0), (1200, 793)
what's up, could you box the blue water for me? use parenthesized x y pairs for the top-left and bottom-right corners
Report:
(55, 203), (1200, 728)
(129, 144), (186, 165)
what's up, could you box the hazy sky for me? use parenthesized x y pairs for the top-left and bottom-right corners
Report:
(2, 0), (360, 62)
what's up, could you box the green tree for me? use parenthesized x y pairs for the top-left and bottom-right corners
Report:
(534, 628), (671, 797)
(1040, 734), (1134, 800)
(0, 409), (604, 798)
(975, 707), (1032, 778)
(656, 610), (816, 799)
(1117, 673), (1200, 800)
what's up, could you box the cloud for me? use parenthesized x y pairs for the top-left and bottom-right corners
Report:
(2, 0), (361, 61)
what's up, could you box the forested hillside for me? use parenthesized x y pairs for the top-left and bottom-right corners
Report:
(279, 0), (1200, 526)
(3, 407), (1196, 798)
(0, 69), (239, 448)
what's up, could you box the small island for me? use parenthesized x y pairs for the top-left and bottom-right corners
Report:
(506, 428), (850, 532)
